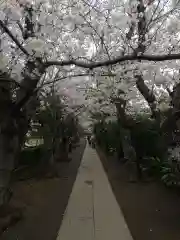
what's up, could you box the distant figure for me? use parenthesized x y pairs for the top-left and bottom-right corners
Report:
(87, 135), (91, 145)
(90, 135), (95, 148)
(68, 138), (72, 153)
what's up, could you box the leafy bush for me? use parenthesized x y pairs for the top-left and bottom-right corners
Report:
(94, 114), (165, 160)
(28, 90), (80, 163)
(19, 145), (44, 166)
(142, 154), (180, 187)
(93, 114), (170, 181)
(130, 116), (165, 161)
(160, 147), (180, 187)
(93, 120), (123, 156)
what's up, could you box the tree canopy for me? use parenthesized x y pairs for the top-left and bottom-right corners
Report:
(1, 0), (180, 121)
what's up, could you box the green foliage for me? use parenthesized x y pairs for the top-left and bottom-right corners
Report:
(93, 115), (180, 186)
(131, 116), (165, 161)
(33, 92), (78, 141)
(160, 156), (180, 187)
(93, 120), (123, 156)
(142, 155), (180, 187)
(93, 114), (165, 160)
(19, 145), (44, 166)
(93, 113), (173, 183)
(25, 89), (80, 164)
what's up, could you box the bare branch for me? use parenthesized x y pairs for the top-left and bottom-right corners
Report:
(41, 72), (116, 87)
(44, 53), (180, 69)
(0, 20), (29, 56)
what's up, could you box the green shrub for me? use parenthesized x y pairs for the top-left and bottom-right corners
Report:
(130, 118), (164, 161)
(93, 114), (180, 185)
(94, 115), (165, 160)
(19, 145), (45, 166)
(93, 120), (123, 156)
(160, 148), (180, 187)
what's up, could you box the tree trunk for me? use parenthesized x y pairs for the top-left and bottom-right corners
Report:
(114, 99), (141, 180)
(161, 83), (180, 146)
(0, 73), (18, 205)
(0, 119), (19, 205)
(0, 61), (44, 206)
(59, 137), (69, 162)
(135, 74), (160, 121)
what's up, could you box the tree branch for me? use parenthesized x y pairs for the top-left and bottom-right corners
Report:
(2, 17), (180, 70)
(0, 20), (30, 56)
(42, 72), (116, 86)
(44, 53), (180, 69)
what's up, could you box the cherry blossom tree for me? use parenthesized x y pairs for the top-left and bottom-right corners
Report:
(83, 0), (180, 178)
(1, 0), (180, 204)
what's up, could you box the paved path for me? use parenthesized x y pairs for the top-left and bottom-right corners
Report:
(56, 143), (133, 240)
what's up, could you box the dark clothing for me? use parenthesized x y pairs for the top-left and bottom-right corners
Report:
(87, 136), (91, 145)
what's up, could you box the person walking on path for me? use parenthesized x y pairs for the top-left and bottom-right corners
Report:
(90, 135), (95, 148)
(87, 135), (91, 145)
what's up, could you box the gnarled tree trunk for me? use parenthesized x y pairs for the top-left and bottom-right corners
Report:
(113, 97), (141, 180)
(0, 73), (19, 204)
(0, 61), (44, 205)
(161, 83), (180, 146)
(0, 120), (19, 205)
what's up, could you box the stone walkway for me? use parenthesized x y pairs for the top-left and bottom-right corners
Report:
(56, 143), (133, 240)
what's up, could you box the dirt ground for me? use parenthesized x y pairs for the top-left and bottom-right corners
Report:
(1, 139), (86, 240)
(98, 149), (180, 240)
